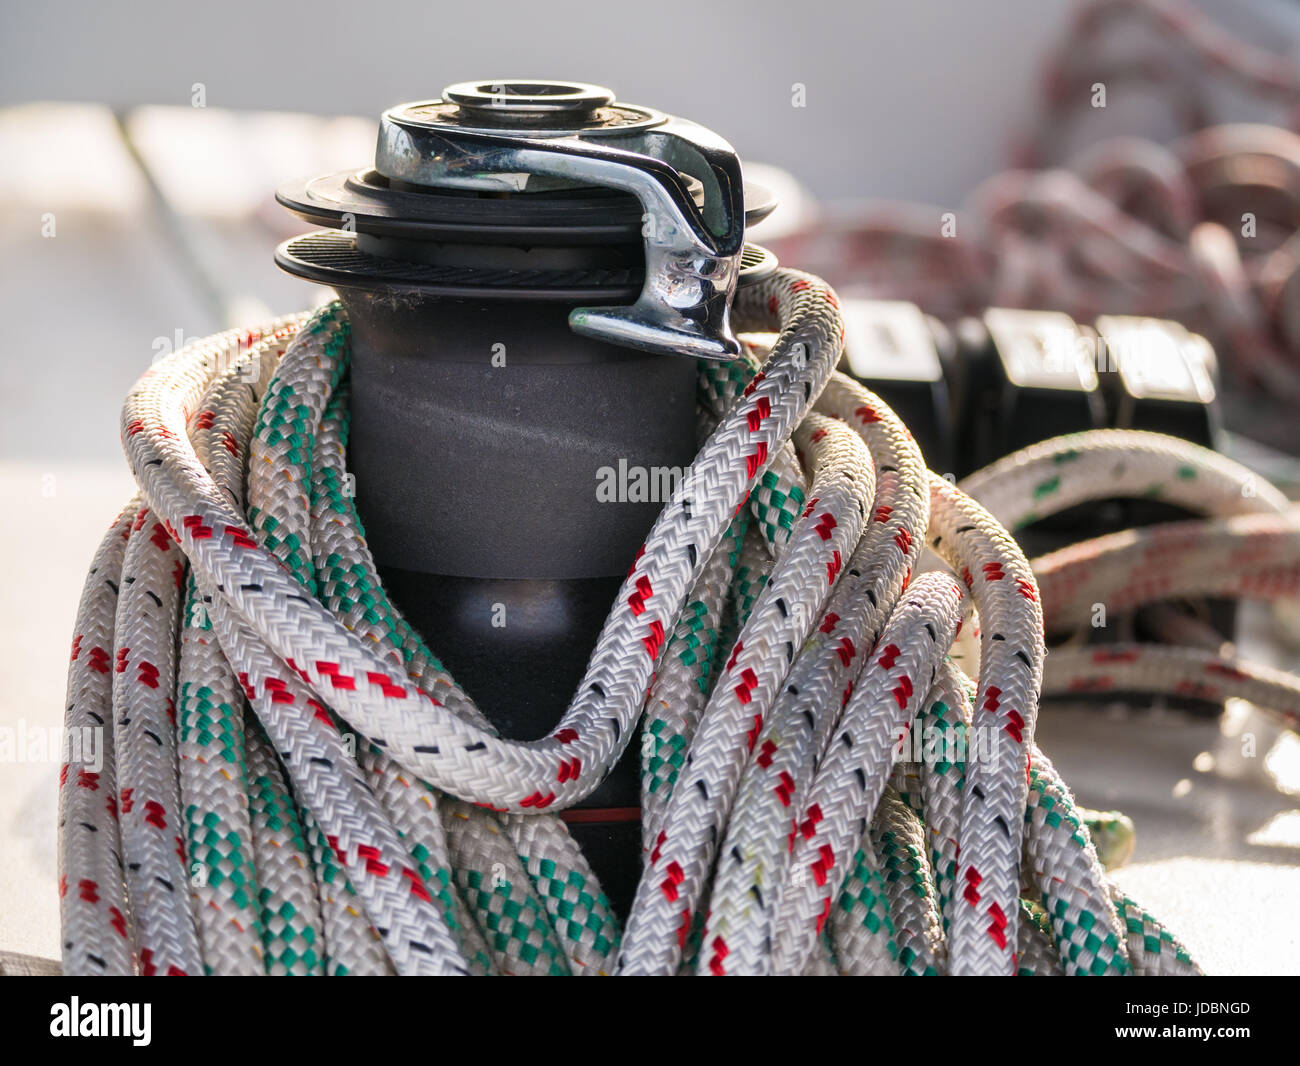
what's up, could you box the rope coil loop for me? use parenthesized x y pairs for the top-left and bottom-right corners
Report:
(62, 266), (1295, 975)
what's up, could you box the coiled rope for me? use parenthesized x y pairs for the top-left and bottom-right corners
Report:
(59, 267), (1296, 975)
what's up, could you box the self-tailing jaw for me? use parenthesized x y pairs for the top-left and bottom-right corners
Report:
(374, 81), (745, 359)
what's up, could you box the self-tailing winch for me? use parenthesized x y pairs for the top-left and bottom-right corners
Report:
(59, 78), (1236, 979)
(274, 81), (778, 909)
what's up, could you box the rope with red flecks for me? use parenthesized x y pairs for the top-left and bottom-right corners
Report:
(61, 266), (1297, 975)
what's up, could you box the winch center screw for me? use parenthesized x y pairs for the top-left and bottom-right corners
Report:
(441, 79), (616, 127)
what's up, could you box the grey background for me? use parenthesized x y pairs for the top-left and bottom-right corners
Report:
(3, 0), (1074, 203)
(6, 0), (1298, 201)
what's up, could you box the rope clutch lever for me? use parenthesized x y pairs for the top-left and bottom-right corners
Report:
(374, 80), (747, 360)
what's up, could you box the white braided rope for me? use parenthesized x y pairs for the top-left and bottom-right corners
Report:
(305, 377), (621, 975)
(771, 570), (968, 974)
(827, 834), (900, 975)
(113, 505), (201, 974)
(59, 504), (137, 975)
(961, 429), (1289, 530)
(177, 578), (264, 975)
(1022, 747), (1130, 975)
(176, 332), (290, 974)
(1017, 903), (1066, 976)
(697, 372), (928, 975)
(640, 514), (746, 851)
(925, 474), (1046, 975)
(1033, 511), (1300, 630)
(243, 722), (325, 975)
(619, 414), (873, 974)
(915, 658), (977, 936)
(118, 277), (836, 813)
(1043, 643), (1300, 731)
(59, 266), (1287, 976)
(871, 787), (945, 975)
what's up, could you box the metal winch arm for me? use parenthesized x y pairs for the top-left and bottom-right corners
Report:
(375, 81), (746, 359)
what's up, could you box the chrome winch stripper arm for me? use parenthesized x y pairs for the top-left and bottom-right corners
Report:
(771, 571), (968, 975)
(120, 271), (843, 811)
(618, 413), (872, 975)
(60, 503), (139, 976)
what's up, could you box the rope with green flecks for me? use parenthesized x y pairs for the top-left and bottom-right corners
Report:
(60, 275), (1294, 975)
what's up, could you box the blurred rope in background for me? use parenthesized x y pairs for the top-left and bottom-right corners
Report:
(766, 0), (1300, 451)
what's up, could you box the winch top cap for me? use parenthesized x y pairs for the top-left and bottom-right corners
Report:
(441, 80), (617, 125)
(381, 79), (665, 142)
(287, 78), (763, 360)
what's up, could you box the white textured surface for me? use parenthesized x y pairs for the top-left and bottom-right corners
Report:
(1035, 703), (1300, 976)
